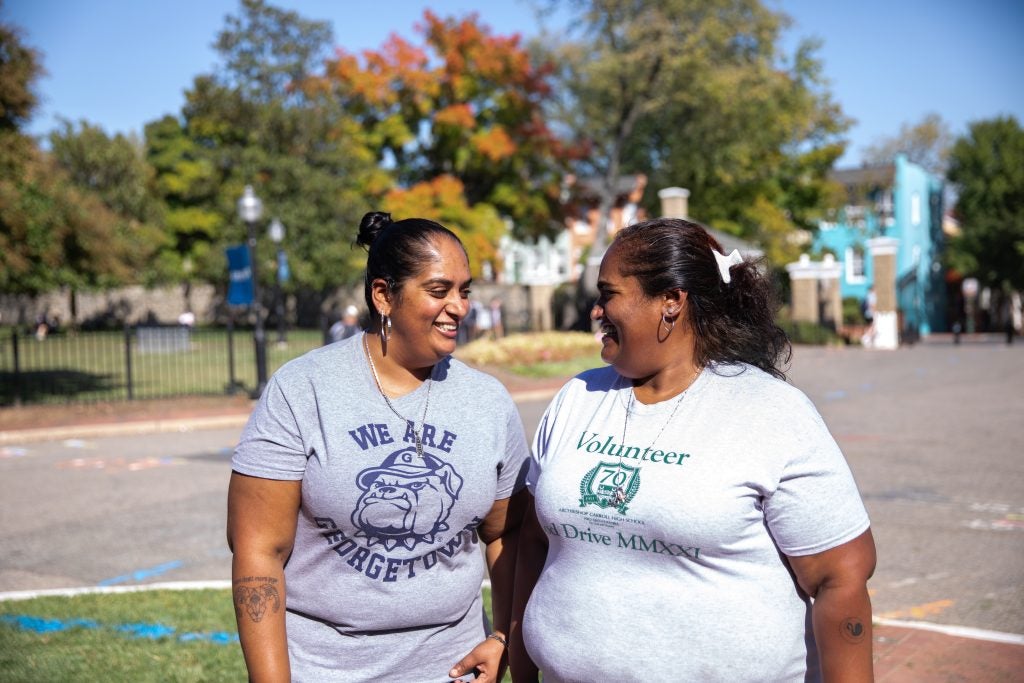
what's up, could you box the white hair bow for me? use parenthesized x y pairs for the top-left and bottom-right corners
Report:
(713, 248), (743, 284)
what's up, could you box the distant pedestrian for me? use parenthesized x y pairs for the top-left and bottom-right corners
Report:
(488, 297), (504, 339)
(862, 287), (876, 323)
(456, 298), (479, 345)
(472, 299), (492, 340)
(328, 305), (361, 343)
(860, 287), (878, 347)
(1003, 291), (1021, 345)
(34, 314), (49, 341)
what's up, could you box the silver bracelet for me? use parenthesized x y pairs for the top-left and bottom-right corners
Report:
(486, 633), (508, 648)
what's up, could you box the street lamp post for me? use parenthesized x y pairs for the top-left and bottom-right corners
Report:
(268, 217), (287, 345)
(237, 185), (268, 397)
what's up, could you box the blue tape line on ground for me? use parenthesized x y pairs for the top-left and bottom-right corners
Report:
(1, 614), (238, 644)
(97, 560), (184, 587)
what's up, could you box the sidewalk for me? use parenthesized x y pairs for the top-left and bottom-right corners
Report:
(873, 620), (1023, 682)
(2, 372), (1022, 680)
(0, 368), (568, 445)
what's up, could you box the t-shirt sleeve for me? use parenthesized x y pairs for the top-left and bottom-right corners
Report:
(495, 392), (531, 499)
(763, 394), (870, 557)
(232, 373), (308, 480)
(527, 382), (571, 493)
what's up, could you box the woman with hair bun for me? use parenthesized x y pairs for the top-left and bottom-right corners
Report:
(229, 212), (529, 682)
(511, 218), (876, 682)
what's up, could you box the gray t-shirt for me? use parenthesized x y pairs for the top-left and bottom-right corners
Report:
(233, 334), (529, 681)
(524, 363), (870, 682)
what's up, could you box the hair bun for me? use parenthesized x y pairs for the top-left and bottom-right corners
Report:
(356, 211), (393, 249)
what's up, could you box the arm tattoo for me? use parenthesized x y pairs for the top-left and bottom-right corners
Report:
(840, 617), (866, 644)
(233, 576), (281, 623)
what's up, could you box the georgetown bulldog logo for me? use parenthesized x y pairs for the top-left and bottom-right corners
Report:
(579, 461), (640, 514)
(352, 447), (464, 550)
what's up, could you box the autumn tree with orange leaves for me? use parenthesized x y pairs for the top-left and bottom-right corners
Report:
(316, 10), (570, 272)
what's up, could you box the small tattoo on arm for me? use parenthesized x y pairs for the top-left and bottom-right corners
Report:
(233, 576), (281, 623)
(840, 617), (866, 643)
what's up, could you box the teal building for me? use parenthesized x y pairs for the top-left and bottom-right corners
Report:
(813, 154), (947, 336)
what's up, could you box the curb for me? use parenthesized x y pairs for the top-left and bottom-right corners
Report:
(0, 387), (561, 445)
(0, 414), (251, 446)
(873, 616), (1024, 645)
(0, 579), (497, 603)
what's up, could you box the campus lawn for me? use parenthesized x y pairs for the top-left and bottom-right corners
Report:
(1, 328), (604, 406)
(0, 589), (243, 682)
(0, 328), (325, 405)
(0, 588), (508, 681)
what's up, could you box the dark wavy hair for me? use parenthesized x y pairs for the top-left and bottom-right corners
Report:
(611, 218), (791, 380)
(355, 212), (466, 322)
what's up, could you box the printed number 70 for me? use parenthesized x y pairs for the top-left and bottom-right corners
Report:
(600, 470), (628, 486)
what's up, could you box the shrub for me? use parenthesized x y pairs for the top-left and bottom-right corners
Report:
(454, 331), (599, 366)
(776, 319), (842, 346)
(843, 296), (866, 325)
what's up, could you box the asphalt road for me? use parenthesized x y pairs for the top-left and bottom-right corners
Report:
(2, 341), (1021, 636)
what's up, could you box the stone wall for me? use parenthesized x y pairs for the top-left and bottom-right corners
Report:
(1, 284), (217, 329)
(2, 281), (550, 333)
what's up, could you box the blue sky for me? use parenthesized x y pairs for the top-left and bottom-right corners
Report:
(4, 0), (1022, 168)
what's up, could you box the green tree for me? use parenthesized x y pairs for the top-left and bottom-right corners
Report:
(946, 116), (1024, 290)
(0, 18), (133, 305)
(542, 0), (850, 273)
(49, 119), (169, 284)
(862, 113), (954, 176)
(147, 0), (383, 298)
(144, 114), (225, 284)
(214, 0), (333, 103)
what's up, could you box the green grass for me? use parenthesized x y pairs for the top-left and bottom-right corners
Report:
(0, 589), (244, 682)
(507, 353), (604, 378)
(0, 587), (509, 681)
(2, 329), (606, 405)
(0, 328), (324, 405)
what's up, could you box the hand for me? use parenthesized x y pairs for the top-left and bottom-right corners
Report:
(448, 636), (506, 682)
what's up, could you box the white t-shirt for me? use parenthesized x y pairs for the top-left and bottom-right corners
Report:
(524, 363), (870, 682)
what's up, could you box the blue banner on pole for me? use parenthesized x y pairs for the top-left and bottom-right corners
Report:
(277, 250), (290, 284)
(226, 244), (254, 306)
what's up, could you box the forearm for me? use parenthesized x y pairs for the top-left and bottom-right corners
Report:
(509, 509), (546, 682)
(811, 582), (874, 682)
(485, 528), (517, 638)
(232, 554), (290, 683)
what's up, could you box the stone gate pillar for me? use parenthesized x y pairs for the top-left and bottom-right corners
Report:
(658, 187), (690, 219)
(785, 254), (820, 323)
(867, 237), (899, 349)
(818, 254), (843, 330)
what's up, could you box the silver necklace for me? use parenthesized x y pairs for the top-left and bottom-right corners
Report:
(613, 370), (700, 504)
(363, 332), (433, 458)
(620, 386), (688, 452)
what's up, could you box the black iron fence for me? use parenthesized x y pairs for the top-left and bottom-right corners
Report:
(0, 326), (324, 406)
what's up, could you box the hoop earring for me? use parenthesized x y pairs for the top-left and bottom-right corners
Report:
(658, 312), (676, 343)
(380, 314), (392, 342)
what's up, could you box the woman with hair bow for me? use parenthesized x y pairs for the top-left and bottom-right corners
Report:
(510, 218), (876, 682)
